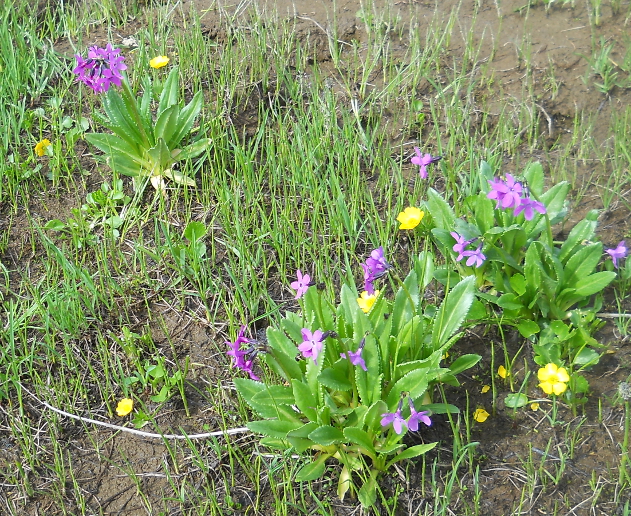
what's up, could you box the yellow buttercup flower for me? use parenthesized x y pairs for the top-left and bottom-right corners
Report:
(357, 290), (379, 313)
(116, 398), (134, 416)
(498, 365), (509, 378)
(396, 207), (424, 230)
(537, 363), (570, 396)
(150, 55), (170, 69)
(473, 408), (489, 423)
(530, 402), (540, 411)
(35, 139), (52, 156)
(481, 385), (490, 394)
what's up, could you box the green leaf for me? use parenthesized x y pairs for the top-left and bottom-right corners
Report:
(102, 88), (147, 147)
(247, 419), (302, 439)
(174, 138), (212, 160)
(358, 470), (378, 508)
(509, 273), (527, 296)
(448, 354), (481, 375)
(234, 378), (279, 418)
(496, 293), (524, 310)
(157, 66), (180, 117)
(431, 276), (475, 351)
(108, 155), (143, 177)
(251, 385), (295, 406)
(154, 104), (180, 144)
(574, 271), (616, 296)
(146, 138), (173, 174)
(295, 454), (329, 482)
(385, 442), (437, 469)
(318, 365), (352, 391)
(308, 425), (345, 446)
(386, 369), (429, 408)
(291, 380), (318, 421)
(572, 348), (600, 366)
(517, 320), (540, 338)
(564, 243), (602, 288)
(427, 188), (456, 230)
(523, 161), (544, 197)
(44, 219), (65, 231)
(415, 251), (435, 291)
(391, 269), (419, 333)
(504, 393), (528, 408)
(169, 91), (204, 148)
(343, 427), (377, 457)
(85, 133), (144, 163)
(558, 211), (599, 263)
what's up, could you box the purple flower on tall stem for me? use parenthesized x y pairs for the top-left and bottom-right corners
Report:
(340, 338), (368, 372)
(381, 399), (407, 434)
(290, 269), (311, 299)
(606, 241), (628, 269)
(411, 147), (442, 179)
(513, 197), (547, 221)
(298, 329), (325, 365)
(73, 44), (127, 93)
(462, 244), (486, 268)
(487, 174), (523, 209)
(407, 398), (432, 431)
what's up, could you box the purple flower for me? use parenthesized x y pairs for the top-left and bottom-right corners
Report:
(487, 174), (523, 209)
(361, 246), (391, 294)
(73, 44), (127, 93)
(340, 338), (368, 372)
(462, 244), (486, 268)
(513, 197), (546, 221)
(606, 241), (628, 269)
(451, 232), (471, 261)
(226, 326), (259, 380)
(381, 400), (407, 434)
(298, 329), (325, 365)
(407, 398), (432, 431)
(290, 269), (311, 299)
(411, 147), (441, 179)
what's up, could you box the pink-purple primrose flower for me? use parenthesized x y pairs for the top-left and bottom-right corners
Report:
(290, 269), (311, 299)
(411, 148), (441, 179)
(73, 44), (127, 93)
(226, 326), (259, 380)
(487, 174), (546, 221)
(606, 241), (628, 269)
(298, 328), (325, 365)
(451, 232), (486, 268)
(340, 337), (368, 372)
(381, 397), (432, 435)
(361, 246), (392, 294)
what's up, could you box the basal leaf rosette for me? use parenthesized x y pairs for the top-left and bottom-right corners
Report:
(232, 251), (481, 505)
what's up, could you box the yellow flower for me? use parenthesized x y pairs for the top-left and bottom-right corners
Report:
(116, 398), (134, 416)
(498, 365), (509, 378)
(481, 385), (490, 394)
(150, 55), (170, 69)
(35, 139), (51, 156)
(537, 363), (570, 396)
(396, 207), (424, 230)
(473, 408), (489, 423)
(531, 402), (540, 411)
(357, 290), (379, 313)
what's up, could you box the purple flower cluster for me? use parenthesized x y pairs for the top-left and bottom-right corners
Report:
(451, 232), (486, 268)
(73, 44), (127, 93)
(411, 148), (441, 179)
(606, 241), (628, 269)
(361, 246), (392, 294)
(381, 397), (432, 435)
(487, 174), (546, 221)
(226, 326), (259, 380)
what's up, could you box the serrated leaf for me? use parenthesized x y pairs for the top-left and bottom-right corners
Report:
(308, 425), (345, 446)
(175, 138), (212, 160)
(234, 378), (279, 418)
(168, 90), (204, 148)
(292, 380), (318, 421)
(563, 243), (602, 288)
(157, 66), (180, 117)
(427, 188), (456, 230)
(295, 454), (329, 482)
(391, 269), (420, 333)
(251, 385), (295, 406)
(318, 366), (352, 391)
(431, 276), (475, 351)
(343, 427), (377, 457)
(386, 369), (429, 408)
(574, 271), (616, 296)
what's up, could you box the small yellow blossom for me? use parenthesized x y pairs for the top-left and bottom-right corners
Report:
(396, 207), (424, 230)
(441, 351), (449, 360)
(116, 398), (134, 416)
(498, 365), (509, 378)
(150, 55), (170, 69)
(35, 139), (52, 156)
(537, 363), (570, 396)
(530, 402), (540, 411)
(357, 290), (379, 313)
(473, 408), (490, 423)
(481, 385), (490, 394)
